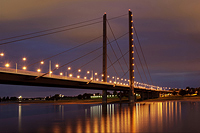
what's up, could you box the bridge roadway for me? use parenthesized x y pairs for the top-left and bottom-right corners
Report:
(0, 67), (171, 96)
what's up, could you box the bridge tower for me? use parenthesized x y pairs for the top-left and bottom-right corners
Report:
(129, 10), (135, 103)
(102, 12), (107, 104)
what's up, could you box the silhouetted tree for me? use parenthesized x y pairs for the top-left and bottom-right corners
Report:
(179, 89), (186, 96)
(2, 97), (6, 101)
(172, 91), (177, 95)
(6, 96), (9, 101)
(77, 94), (83, 99)
(10, 97), (18, 101)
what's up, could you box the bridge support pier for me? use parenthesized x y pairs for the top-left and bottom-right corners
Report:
(141, 91), (144, 101)
(102, 90), (107, 104)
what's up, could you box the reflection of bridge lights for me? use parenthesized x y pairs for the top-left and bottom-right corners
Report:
(78, 69), (81, 72)
(5, 63), (9, 67)
(87, 71), (90, 74)
(0, 53), (4, 56)
(22, 66), (26, 70)
(69, 74), (72, 77)
(22, 57), (26, 61)
(40, 61), (44, 64)
(77, 75), (80, 78)
(68, 67), (71, 70)
(60, 72), (63, 76)
(37, 69), (41, 72)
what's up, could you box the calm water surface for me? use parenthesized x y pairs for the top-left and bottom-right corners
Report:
(0, 101), (200, 133)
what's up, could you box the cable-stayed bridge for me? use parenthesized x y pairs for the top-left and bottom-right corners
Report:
(0, 10), (172, 103)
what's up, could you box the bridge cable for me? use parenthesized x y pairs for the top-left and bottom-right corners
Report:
(27, 35), (102, 67)
(107, 54), (119, 77)
(29, 32), (128, 67)
(0, 17), (102, 42)
(107, 37), (125, 74)
(119, 62), (144, 84)
(0, 13), (127, 42)
(36, 46), (103, 78)
(133, 22), (153, 85)
(0, 21), (102, 46)
(71, 54), (102, 74)
(134, 41), (149, 85)
(107, 20), (129, 68)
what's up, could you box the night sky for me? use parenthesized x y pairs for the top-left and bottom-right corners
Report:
(1, 0), (200, 97)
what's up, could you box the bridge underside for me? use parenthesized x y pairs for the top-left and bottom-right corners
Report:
(0, 71), (171, 101)
(0, 71), (130, 91)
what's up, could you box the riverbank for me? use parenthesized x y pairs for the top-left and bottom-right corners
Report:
(1, 95), (200, 105)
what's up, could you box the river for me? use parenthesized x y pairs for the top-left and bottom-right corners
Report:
(0, 101), (200, 132)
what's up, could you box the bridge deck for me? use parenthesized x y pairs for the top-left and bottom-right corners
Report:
(0, 67), (170, 92)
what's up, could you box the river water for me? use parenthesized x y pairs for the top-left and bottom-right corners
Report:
(0, 101), (199, 133)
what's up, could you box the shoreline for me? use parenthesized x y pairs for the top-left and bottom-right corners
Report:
(1, 95), (200, 105)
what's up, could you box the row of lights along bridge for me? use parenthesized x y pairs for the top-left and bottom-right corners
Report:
(0, 52), (169, 90)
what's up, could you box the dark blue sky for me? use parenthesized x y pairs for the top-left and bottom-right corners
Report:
(1, 0), (200, 97)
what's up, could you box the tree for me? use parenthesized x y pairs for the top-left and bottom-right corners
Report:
(179, 89), (186, 96)
(172, 91), (177, 95)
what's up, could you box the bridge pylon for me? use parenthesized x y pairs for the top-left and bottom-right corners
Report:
(128, 10), (135, 103)
(102, 12), (107, 104)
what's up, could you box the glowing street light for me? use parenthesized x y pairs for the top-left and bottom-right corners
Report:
(0, 53), (4, 56)
(60, 72), (63, 76)
(55, 64), (59, 68)
(40, 61), (44, 64)
(87, 71), (90, 74)
(37, 69), (41, 72)
(78, 69), (81, 72)
(77, 75), (80, 78)
(69, 74), (72, 77)
(22, 57), (26, 61)
(68, 67), (71, 70)
(84, 77), (87, 79)
(22, 66), (26, 70)
(95, 73), (97, 75)
(5, 63), (9, 67)
(49, 71), (53, 74)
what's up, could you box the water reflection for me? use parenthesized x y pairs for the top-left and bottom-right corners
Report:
(1, 101), (200, 132)
(64, 102), (182, 133)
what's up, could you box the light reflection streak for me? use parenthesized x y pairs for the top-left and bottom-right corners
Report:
(18, 104), (21, 132)
(50, 101), (182, 133)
